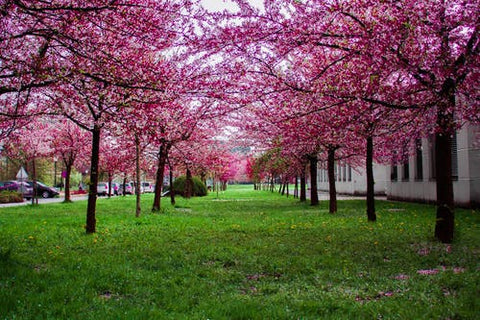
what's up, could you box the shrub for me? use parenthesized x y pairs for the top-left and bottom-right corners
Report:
(172, 176), (207, 197)
(0, 191), (24, 203)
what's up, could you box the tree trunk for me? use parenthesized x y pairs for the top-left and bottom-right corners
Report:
(64, 163), (72, 202)
(122, 176), (127, 197)
(366, 136), (376, 222)
(300, 169), (307, 202)
(286, 182), (289, 198)
(107, 172), (112, 198)
(327, 147), (337, 213)
(185, 167), (193, 198)
(434, 88), (455, 243)
(309, 155), (319, 206)
(31, 157), (38, 205)
(86, 125), (101, 234)
(135, 134), (141, 217)
(152, 143), (168, 212)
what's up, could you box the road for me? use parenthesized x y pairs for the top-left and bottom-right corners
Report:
(0, 194), (88, 208)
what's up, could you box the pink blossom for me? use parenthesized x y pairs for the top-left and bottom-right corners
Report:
(417, 269), (439, 275)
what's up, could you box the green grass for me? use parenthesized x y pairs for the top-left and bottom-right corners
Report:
(1, 185), (479, 319)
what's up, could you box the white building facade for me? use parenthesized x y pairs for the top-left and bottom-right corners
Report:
(317, 162), (388, 196)
(316, 124), (480, 208)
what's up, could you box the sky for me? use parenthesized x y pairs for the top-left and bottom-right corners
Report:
(200, 0), (264, 12)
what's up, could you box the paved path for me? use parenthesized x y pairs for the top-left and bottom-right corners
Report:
(287, 189), (387, 201)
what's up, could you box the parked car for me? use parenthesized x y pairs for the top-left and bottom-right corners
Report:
(141, 182), (154, 193)
(0, 180), (20, 192)
(111, 182), (120, 195)
(129, 181), (154, 193)
(96, 182), (113, 196)
(26, 181), (59, 198)
(16, 181), (34, 199)
(118, 182), (133, 195)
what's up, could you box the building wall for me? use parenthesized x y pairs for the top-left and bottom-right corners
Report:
(314, 123), (480, 208)
(317, 162), (387, 196)
(386, 124), (480, 207)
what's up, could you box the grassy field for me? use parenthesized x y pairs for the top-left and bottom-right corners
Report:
(0, 185), (479, 319)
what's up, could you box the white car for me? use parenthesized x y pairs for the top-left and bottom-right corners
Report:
(141, 182), (154, 193)
(97, 182), (114, 196)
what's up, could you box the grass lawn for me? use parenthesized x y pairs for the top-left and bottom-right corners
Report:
(1, 185), (479, 319)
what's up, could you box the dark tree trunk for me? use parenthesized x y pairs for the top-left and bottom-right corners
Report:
(122, 176), (127, 197)
(300, 169), (307, 202)
(185, 167), (193, 198)
(434, 88), (455, 243)
(86, 125), (101, 234)
(135, 134), (141, 217)
(286, 182), (289, 198)
(64, 163), (72, 202)
(152, 143), (169, 212)
(107, 172), (112, 198)
(200, 171), (207, 185)
(31, 157), (38, 205)
(366, 136), (376, 222)
(309, 155), (319, 206)
(327, 147), (337, 213)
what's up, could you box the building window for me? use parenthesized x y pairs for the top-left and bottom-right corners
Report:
(334, 162), (338, 181)
(415, 139), (423, 181)
(342, 165), (346, 182)
(451, 132), (458, 180)
(429, 132), (458, 181)
(391, 165), (398, 181)
(403, 162), (409, 181)
(347, 165), (352, 182)
(429, 135), (436, 180)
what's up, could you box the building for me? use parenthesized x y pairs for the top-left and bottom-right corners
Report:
(317, 162), (388, 196)
(316, 124), (480, 208)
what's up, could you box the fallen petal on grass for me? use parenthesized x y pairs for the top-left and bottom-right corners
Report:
(417, 269), (439, 275)
(394, 274), (410, 280)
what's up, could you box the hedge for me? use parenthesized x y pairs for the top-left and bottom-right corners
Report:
(172, 176), (207, 197)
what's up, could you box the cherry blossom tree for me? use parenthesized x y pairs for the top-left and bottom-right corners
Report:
(208, 0), (478, 242)
(49, 118), (91, 202)
(42, 0), (195, 233)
